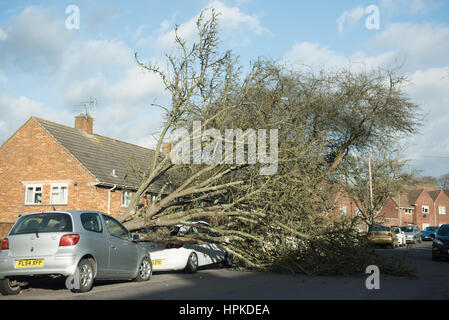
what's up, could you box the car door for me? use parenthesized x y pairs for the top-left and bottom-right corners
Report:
(102, 215), (138, 278)
(79, 212), (110, 278)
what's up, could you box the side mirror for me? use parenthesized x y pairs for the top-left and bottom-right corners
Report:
(132, 234), (141, 241)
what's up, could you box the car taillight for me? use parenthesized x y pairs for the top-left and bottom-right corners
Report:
(1, 238), (8, 250)
(388, 232), (393, 237)
(59, 234), (80, 246)
(166, 243), (182, 249)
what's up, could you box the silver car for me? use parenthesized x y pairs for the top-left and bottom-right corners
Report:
(0, 210), (152, 295)
(400, 225), (422, 244)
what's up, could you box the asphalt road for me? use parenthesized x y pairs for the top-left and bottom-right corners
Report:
(1, 241), (448, 300)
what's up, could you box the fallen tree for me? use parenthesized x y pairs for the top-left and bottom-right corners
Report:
(117, 9), (421, 274)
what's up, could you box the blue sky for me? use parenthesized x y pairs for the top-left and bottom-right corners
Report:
(0, 0), (448, 177)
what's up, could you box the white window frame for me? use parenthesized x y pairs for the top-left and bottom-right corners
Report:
(25, 184), (43, 205)
(404, 208), (413, 215)
(339, 205), (347, 215)
(50, 183), (68, 205)
(438, 206), (446, 215)
(422, 205), (430, 214)
(121, 190), (132, 207)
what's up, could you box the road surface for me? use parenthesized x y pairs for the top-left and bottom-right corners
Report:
(1, 241), (448, 300)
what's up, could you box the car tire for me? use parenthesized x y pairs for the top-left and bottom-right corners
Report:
(184, 252), (198, 273)
(70, 258), (94, 293)
(0, 277), (21, 296)
(134, 257), (152, 282)
(432, 254), (440, 261)
(222, 253), (234, 268)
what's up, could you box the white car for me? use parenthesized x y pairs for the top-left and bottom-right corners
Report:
(138, 222), (233, 273)
(392, 226), (406, 247)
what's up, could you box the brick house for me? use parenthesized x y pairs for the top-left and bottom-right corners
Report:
(0, 114), (162, 238)
(379, 185), (449, 230)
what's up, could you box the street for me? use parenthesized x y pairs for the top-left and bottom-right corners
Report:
(1, 241), (448, 300)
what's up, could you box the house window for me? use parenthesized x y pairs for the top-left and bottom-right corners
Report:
(339, 205), (347, 215)
(25, 184), (43, 205)
(355, 207), (362, 216)
(122, 190), (132, 207)
(50, 184), (68, 205)
(422, 205), (430, 214)
(439, 206), (446, 215)
(404, 208), (412, 215)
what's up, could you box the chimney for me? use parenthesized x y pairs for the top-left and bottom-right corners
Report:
(162, 142), (172, 155)
(74, 114), (93, 135)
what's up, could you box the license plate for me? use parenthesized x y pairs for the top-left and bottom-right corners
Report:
(16, 259), (45, 268)
(152, 260), (163, 266)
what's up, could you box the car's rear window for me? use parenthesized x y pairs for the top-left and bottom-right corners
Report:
(400, 226), (414, 232)
(10, 213), (73, 235)
(369, 226), (390, 232)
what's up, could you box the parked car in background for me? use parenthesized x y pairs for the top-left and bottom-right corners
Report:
(400, 225), (422, 244)
(138, 221), (233, 273)
(422, 226), (439, 241)
(432, 224), (449, 261)
(391, 226), (406, 247)
(368, 225), (399, 248)
(0, 211), (152, 296)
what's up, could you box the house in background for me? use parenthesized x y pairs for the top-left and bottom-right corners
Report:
(0, 114), (163, 238)
(379, 184), (449, 230)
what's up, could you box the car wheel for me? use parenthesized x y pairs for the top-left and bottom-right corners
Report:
(71, 258), (94, 293)
(184, 252), (198, 273)
(0, 277), (21, 296)
(134, 257), (152, 282)
(222, 253), (234, 268)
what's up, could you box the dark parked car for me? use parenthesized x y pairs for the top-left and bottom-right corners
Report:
(432, 224), (449, 261)
(422, 226), (439, 241)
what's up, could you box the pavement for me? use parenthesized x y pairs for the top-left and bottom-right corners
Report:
(0, 241), (448, 300)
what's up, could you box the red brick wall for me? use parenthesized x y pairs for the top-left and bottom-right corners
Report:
(0, 118), (129, 223)
(379, 198), (400, 226)
(0, 223), (13, 239)
(435, 192), (449, 226)
(414, 191), (436, 230)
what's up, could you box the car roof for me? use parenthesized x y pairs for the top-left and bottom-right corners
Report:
(19, 210), (106, 218)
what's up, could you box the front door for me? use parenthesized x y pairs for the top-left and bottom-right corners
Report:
(102, 215), (138, 277)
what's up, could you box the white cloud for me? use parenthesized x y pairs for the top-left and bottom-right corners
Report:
(0, 6), (72, 73)
(151, 0), (270, 52)
(380, 0), (442, 15)
(337, 6), (365, 34)
(402, 67), (449, 175)
(0, 6), (168, 149)
(282, 21), (449, 176)
(0, 27), (7, 41)
(371, 23), (449, 71)
(0, 93), (50, 143)
(282, 41), (396, 72)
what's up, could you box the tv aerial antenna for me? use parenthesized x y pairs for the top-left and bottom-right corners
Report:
(72, 97), (97, 117)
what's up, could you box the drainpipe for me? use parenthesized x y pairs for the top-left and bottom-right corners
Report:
(108, 184), (117, 215)
(434, 198), (437, 226)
